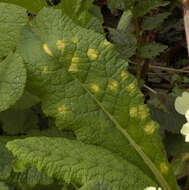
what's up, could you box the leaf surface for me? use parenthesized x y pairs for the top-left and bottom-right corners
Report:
(0, 53), (26, 112)
(0, 3), (28, 57)
(15, 8), (179, 189)
(7, 137), (157, 190)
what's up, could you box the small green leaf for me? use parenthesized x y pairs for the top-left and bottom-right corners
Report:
(135, 0), (169, 17)
(140, 42), (168, 59)
(142, 13), (170, 31)
(0, 53), (26, 112)
(0, 3), (28, 57)
(0, 0), (47, 14)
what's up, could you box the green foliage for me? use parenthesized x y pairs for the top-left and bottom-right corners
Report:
(0, 3), (28, 57)
(142, 12), (170, 31)
(139, 42), (168, 59)
(0, 2), (182, 190)
(0, 53), (26, 112)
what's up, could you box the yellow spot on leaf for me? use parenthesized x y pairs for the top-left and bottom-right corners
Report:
(58, 105), (67, 115)
(43, 43), (53, 56)
(72, 57), (80, 63)
(56, 40), (65, 52)
(129, 107), (137, 117)
(144, 121), (156, 135)
(42, 66), (48, 73)
(127, 83), (135, 92)
(72, 37), (78, 44)
(68, 64), (78, 72)
(108, 80), (118, 91)
(138, 105), (148, 120)
(87, 48), (98, 60)
(104, 39), (111, 46)
(160, 163), (169, 174)
(91, 84), (100, 93)
(121, 71), (128, 81)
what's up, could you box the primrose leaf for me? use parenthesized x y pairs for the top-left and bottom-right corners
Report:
(0, 53), (26, 112)
(56, 0), (97, 27)
(16, 8), (179, 189)
(142, 13), (170, 31)
(0, 0), (47, 14)
(0, 3), (28, 58)
(6, 137), (157, 189)
(135, 0), (169, 17)
(140, 42), (168, 59)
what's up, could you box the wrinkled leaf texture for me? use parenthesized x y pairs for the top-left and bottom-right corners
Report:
(7, 7), (179, 190)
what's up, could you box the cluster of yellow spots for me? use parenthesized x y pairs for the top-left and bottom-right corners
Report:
(138, 105), (148, 120)
(129, 107), (137, 118)
(104, 39), (111, 46)
(127, 83), (135, 92)
(160, 162), (169, 174)
(42, 66), (48, 73)
(108, 80), (119, 91)
(68, 64), (78, 72)
(43, 43), (53, 56)
(87, 48), (98, 61)
(56, 40), (65, 52)
(121, 71), (128, 81)
(144, 121), (156, 135)
(58, 105), (67, 115)
(91, 84), (100, 93)
(72, 37), (78, 44)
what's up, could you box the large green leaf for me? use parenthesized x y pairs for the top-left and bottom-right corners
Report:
(0, 3), (28, 57)
(0, 0), (47, 14)
(7, 137), (157, 189)
(0, 53), (26, 112)
(13, 8), (178, 189)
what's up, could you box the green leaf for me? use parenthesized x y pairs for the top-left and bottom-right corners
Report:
(140, 42), (168, 59)
(16, 8), (179, 189)
(0, 138), (12, 180)
(135, 0), (169, 17)
(11, 90), (40, 110)
(0, 53), (26, 112)
(0, 3), (28, 58)
(142, 12), (170, 31)
(56, 0), (95, 27)
(108, 28), (137, 59)
(0, 182), (9, 190)
(0, 108), (38, 135)
(107, 0), (131, 12)
(0, 0), (47, 14)
(7, 137), (157, 189)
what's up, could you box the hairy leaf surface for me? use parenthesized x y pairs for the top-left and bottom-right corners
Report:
(0, 3), (28, 57)
(7, 137), (157, 190)
(14, 8), (178, 189)
(0, 53), (26, 112)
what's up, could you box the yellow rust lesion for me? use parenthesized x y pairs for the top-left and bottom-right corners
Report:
(71, 56), (80, 63)
(127, 83), (135, 92)
(58, 105), (67, 115)
(104, 39), (111, 46)
(56, 40), (66, 52)
(160, 162), (169, 174)
(42, 66), (48, 73)
(144, 121), (156, 135)
(108, 80), (119, 91)
(91, 84), (100, 93)
(87, 48), (98, 61)
(129, 107), (137, 118)
(43, 43), (53, 56)
(121, 71), (129, 81)
(68, 64), (78, 72)
(72, 37), (79, 44)
(138, 105), (148, 120)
